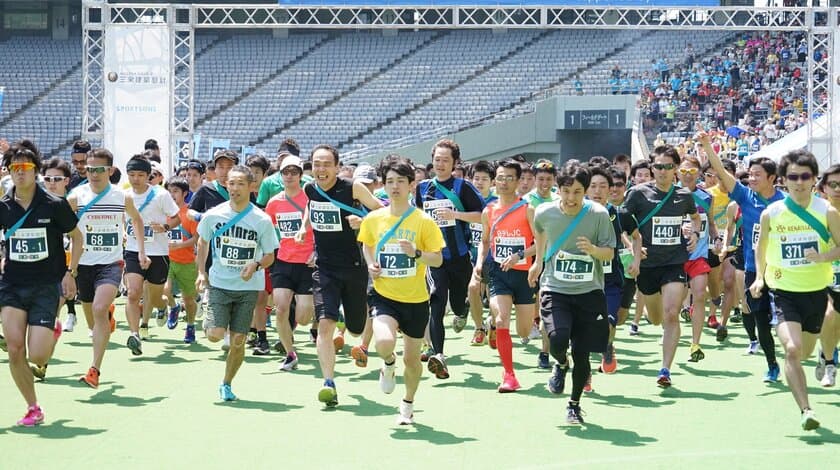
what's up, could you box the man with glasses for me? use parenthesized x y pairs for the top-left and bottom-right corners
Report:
(623, 145), (701, 387)
(68, 148), (148, 389)
(751, 150), (840, 431)
(0, 143), (83, 426)
(68, 140), (91, 192)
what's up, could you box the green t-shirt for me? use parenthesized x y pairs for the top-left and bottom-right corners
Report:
(257, 173), (313, 206)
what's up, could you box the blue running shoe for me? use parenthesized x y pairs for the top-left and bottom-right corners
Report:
(764, 363), (780, 383)
(184, 324), (196, 344)
(167, 304), (181, 330)
(547, 363), (568, 394)
(538, 352), (550, 370)
(657, 368), (671, 388)
(219, 383), (237, 401)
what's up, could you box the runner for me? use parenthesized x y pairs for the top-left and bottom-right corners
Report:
(0, 143), (83, 426)
(698, 130), (785, 382)
(415, 139), (484, 379)
(122, 155), (180, 352)
(67, 140), (91, 192)
(815, 166), (840, 388)
(358, 156), (445, 424)
(163, 177), (199, 343)
(474, 159), (537, 392)
(265, 156), (315, 371)
(466, 160), (497, 346)
(751, 149), (840, 430)
(196, 165), (278, 401)
(294, 144), (382, 406)
(528, 162), (615, 424)
(702, 161), (734, 331)
(69, 148), (148, 389)
(628, 160), (652, 335)
(623, 145), (701, 387)
(244, 154), (272, 355)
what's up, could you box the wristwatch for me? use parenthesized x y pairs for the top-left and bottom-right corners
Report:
(412, 249), (422, 259)
(693, 231), (701, 239)
(163, 223), (171, 231)
(67, 268), (78, 278)
(516, 249), (525, 259)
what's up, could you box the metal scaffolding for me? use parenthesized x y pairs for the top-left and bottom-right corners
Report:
(83, 3), (838, 163)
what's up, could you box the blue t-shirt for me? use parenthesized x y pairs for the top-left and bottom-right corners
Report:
(689, 188), (712, 261)
(197, 202), (279, 291)
(728, 182), (786, 272)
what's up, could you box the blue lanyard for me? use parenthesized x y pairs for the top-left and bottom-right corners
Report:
(5, 207), (34, 239)
(313, 183), (367, 218)
(211, 204), (254, 257)
(77, 185), (112, 219)
(544, 201), (591, 262)
(374, 207), (415, 260)
(214, 181), (229, 201)
(137, 187), (157, 213)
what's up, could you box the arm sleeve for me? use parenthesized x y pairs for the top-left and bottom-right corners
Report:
(162, 192), (180, 217)
(196, 214), (213, 241)
(55, 199), (80, 233)
(356, 216), (375, 247)
(188, 187), (207, 213)
(256, 179), (273, 207)
(258, 216), (280, 253)
(598, 211), (617, 248)
(420, 216), (447, 252)
(728, 180), (748, 205)
(459, 180), (485, 212)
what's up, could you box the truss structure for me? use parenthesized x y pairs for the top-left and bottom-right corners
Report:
(83, 3), (838, 162)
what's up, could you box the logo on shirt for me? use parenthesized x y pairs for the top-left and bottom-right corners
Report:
(37, 219), (51, 223)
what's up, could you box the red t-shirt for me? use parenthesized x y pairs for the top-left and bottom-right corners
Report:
(265, 190), (314, 264)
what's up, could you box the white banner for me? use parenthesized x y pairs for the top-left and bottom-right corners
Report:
(103, 24), (171, 181)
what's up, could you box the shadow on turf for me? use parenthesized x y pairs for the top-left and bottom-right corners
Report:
(76, 384), (166, 407)
(133, 349), (200, 365)
(390, 423), (477, 445)
(323, 394), (395, 417)
(3, 419), (106, 439)
(587, 393), (677, 409)
(562, 422), (657, 446)
(213, 399), (303, 413)
(679, 364), (751, 378)
(789, 427), (840, 445)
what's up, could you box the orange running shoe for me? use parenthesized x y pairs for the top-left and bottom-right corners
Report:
(488, 327), (497, 350)
(350, 345), (368, 367)
(601, 344), (617, 374)
(79, 367), (100, 389)
(109, 304), (116, 333)
(333, 333), (345, 352)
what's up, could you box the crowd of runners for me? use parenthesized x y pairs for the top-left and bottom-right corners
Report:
(0, 135), (837, 431)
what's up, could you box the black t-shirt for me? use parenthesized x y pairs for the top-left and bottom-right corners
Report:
(414, 177), (485, 259)
(304, 177), (364, 270)
(0, 186), (78, 285)
(623, 182), (696, 268)
(68, 172), (87, 192)
(604, 204), (637, 287)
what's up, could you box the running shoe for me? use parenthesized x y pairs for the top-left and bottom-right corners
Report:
(30, 364), (47, 380)
(309, 328), (318, 343)
(318, 382), (338, 407)
(548, 363), (568, 394)
(166, 304), (181, 330)
(16, 405), (44, 427)
(715, 325), (728, 343)
(688, 344), (705, 363)
(420, 345), (434, 362)
(528, 323), (542, 340)
(730, 307), (743, 324)
(629, 323), (640, 336)
(815, 348), (826, 380)
(0, 334), (5, 352)
(273, 340), (287, 355)
(109, 308), (116, 333)
(222, 332), (230, 351)
(538, 351), (551, 369)
(219, 383), (237, 401)
(452, 315), (467, 334)
(498, 372), (521, 393)
(656, 368), (672, 388)
(63, 313), (77, 332)
(53, 319), (62, 340)
(583, 373), (593, 393)
(333, 333), (345, 352)
(279, 352), (298, 371)
(427, 353), (450, 379)
(566, 403), (585, 425)
(396, 400), (414, 425)
(746, 340), (759, 355)
(265, 313), (272, 329)
(155, 309), (166, 327)
(821, 364), (836, 387)
(471, 328), (486, 346)
(601, 344), (617, 374)
(764, 363), (780, 383)
(488, 327), (498, 349)
(127, 334), (142, 356)
(707, 315), (720, 329)
(253, 340), (270, 356)
(680, 307), (691, 323)
(801, 408), (820, 431)
(350, 345), (369, 368)
(184, 325), (196, 344)
(520, 335), (530, 345)
(379, 363), (397, 394)
(139, 325), (149, 340)
(246, 331), (258, 348)
(79, 367), (99, 389)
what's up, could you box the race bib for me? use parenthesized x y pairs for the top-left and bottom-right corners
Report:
(494, 236), (525, 265)
(7, 227), (48, 262)
(699, 213), (708, 238)
(651, 216), (682, 245)
(85, 223), (121, 253)
(779, 233), (818, 268)
(167, 227), (183, 241)
(126, 223), (154, 242)
(752, 224), (760, 246)
(218, 236), (257, 268)
(553, 250), (594, 282)
(275, 211), (303, 238)
(310, 201), (341, 232)
(378, 244), (416, 279)
(602, 259), (613, 274)
(832, 261), (840, 290)
(423, 199), (455, 228)
(469, 222), (483, 247)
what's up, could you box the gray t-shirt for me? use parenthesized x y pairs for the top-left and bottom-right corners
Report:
(533, 201), (616, 295)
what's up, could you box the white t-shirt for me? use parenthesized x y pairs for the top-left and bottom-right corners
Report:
(75, 184), (126, 266)
(124, 185), (180, 256)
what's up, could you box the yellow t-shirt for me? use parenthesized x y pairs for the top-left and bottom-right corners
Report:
(707, 184), (730, 230)
(358, 206), (446, 303)
(765, 197), (833, 292)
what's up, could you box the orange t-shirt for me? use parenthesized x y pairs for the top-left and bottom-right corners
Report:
(487, 199), (533, 271)
(168, 204), (199, 264)
(265, 190), (314, 264)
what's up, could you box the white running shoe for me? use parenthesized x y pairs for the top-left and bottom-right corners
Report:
(396, 400), (414, 425)
(278, 353), (299, 372)
(222, 331), (230, 351)
(379, 363), (397, 394)
(62, 313), (77, 332)
(746, 340), (759, 355)
(815, 348), (826, 380)
(88, 329), (93, 338)
(528, 323), (541, 340)
(821, 364), (836, 387)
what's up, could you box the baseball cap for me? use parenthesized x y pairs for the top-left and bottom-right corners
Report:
(279, 156), (303, 172)
(150, 161), (166, 181)
(353, 164), (378, 184)
(213, 149), (239, 165)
